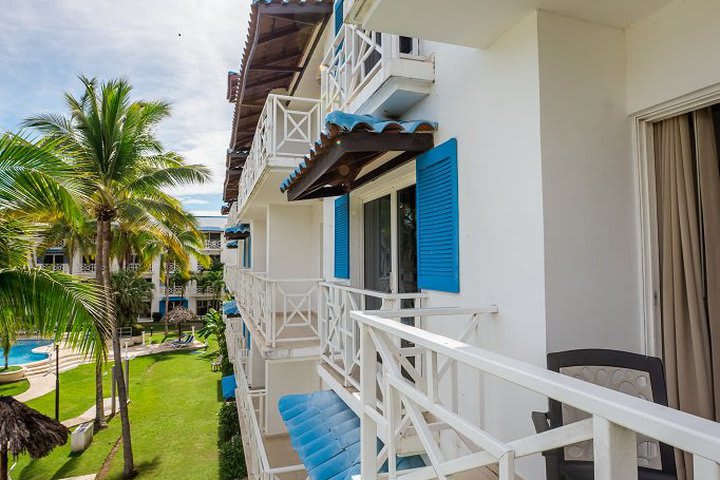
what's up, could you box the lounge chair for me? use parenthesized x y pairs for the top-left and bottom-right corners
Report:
(531, 349), (677, 480)
(165, 333), (190, 345)
(171, 335), (194, 349)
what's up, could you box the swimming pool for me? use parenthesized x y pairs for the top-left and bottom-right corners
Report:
(0, 339), (52, 366)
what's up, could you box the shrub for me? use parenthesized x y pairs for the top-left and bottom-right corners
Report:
(220, 356), (234, 377)
(131, 323), (145, 336)
(219, 434), (246, 480)
(151, 312), (162, 323)
(218, 402), (240, 446)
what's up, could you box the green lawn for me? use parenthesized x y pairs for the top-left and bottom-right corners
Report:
(0, 378), (30, 396)
(25, 362), (114, 421)
(14, 337), (222, 480)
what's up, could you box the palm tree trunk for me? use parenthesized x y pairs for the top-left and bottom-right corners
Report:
(164, 259), (169, 337)
(0, 444), (8, 480)
(94, 219), (106, 432)
(103, 219), (135, 477)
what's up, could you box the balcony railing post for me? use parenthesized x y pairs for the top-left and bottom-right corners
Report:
(270, 95), (277, 157)
(360, 322), (378, 480)
(592, 416), (637, 480)
(695, 456), (720, 480)
(342, 288), (352, 386)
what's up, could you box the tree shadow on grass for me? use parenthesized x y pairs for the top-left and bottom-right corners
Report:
(103, 456), (161, 480)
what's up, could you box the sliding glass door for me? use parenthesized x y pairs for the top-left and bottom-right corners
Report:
(363, 185), (418, 309)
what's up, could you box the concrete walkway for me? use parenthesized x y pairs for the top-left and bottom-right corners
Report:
(14, 372), (57, 402)
(63, 397), (120, 428)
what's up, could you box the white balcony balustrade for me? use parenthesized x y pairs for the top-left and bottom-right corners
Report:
(353, 308), (720, 480)
(162, 285), (186, 296)
(236, 94), (321, 215)
(194, 285), (221, 296)
(319, 282), (427, 391)
(321, 24), (434, 118)
(234, 353), (306, 480)
(205, 239), (222, 250)
(40, 263), (68, 272)
(80, 263), (96, 273)
(234, 270), (322, 352)
(225, 318), (242, 363)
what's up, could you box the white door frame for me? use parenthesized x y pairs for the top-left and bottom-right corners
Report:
(350, 162), (416, 293)
(633, 82), (720, 356)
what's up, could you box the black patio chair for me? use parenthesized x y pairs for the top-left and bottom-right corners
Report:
(532, 349), (677, 480)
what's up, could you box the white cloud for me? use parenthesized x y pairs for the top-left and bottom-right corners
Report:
(0, 0), (252, 198)
(181, 198), (210, 206)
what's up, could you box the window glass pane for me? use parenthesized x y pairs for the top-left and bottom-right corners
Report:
(364, 195), (391, 309)
(397, 185), (418, 296)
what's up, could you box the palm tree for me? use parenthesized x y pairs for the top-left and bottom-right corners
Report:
(0, 133), (108, 373)
(110, 270), (153, 329)
(158, 228), (209, 336)
(194, 267), (225, 307)
(24, 76), (210, 477)
(38, 214), (95, 275)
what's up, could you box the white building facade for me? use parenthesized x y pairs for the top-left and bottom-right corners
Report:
(36, 215), (226, 319)
(222, 1), (720, 478)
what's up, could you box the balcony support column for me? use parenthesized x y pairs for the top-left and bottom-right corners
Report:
(360, 323), (378, 480)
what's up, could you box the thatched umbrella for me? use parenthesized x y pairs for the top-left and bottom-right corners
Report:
(0, 396), (69, 480)
(163, 306), (197, 338)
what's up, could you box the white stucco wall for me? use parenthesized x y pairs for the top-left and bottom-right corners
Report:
(266, 204), (322, 279)
(626, 0), (720, 113)
(252, 218), (267, 273)
(294, 12), (553, 474)
(265, 359), (321, 436)
(537, 12), (642, 353)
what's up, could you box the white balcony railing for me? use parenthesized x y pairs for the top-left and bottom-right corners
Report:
(40, 263), (67, 272)
(234, 353), (306, 480)
(225, 318), (242, 363)
(319, 282), (426, 391)
(80, 263), (96, 273)
(232, 269), (321, 349)
(195, 285), (220, 296)
(354, 308), (720, 480)
(321, 24), (429, 116)
(162, 285), (185, 296)
(205, 239), (222, 249)
(127, 263), (151, 273)
(236, 94), (321, 213)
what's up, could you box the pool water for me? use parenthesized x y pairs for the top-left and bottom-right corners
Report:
(0, 340), (52, 366)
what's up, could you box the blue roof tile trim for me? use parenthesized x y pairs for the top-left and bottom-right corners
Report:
(223, 300), (240, 316)
(279, 391), (424, 480)
(224, 223), (250, 235)
(221, 375), (237, 400)
(279, 111), (437, 193)
(199, 226), (223, 232)
(226, 240), (239, 249)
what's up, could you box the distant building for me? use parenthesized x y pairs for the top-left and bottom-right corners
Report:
(35, 215), (226, 319)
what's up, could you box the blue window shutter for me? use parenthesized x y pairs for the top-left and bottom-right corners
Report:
(334, 194), (350, 279)
(334, 0), (344, 35)
(416, 138), (460, 293)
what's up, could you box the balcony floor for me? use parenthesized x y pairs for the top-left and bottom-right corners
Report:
(264, 434), (306, 480)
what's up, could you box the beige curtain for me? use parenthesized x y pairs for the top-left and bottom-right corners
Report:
(654, 108), (720, 479)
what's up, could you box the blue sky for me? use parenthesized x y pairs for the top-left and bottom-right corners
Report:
(0, 0), (251, 215)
